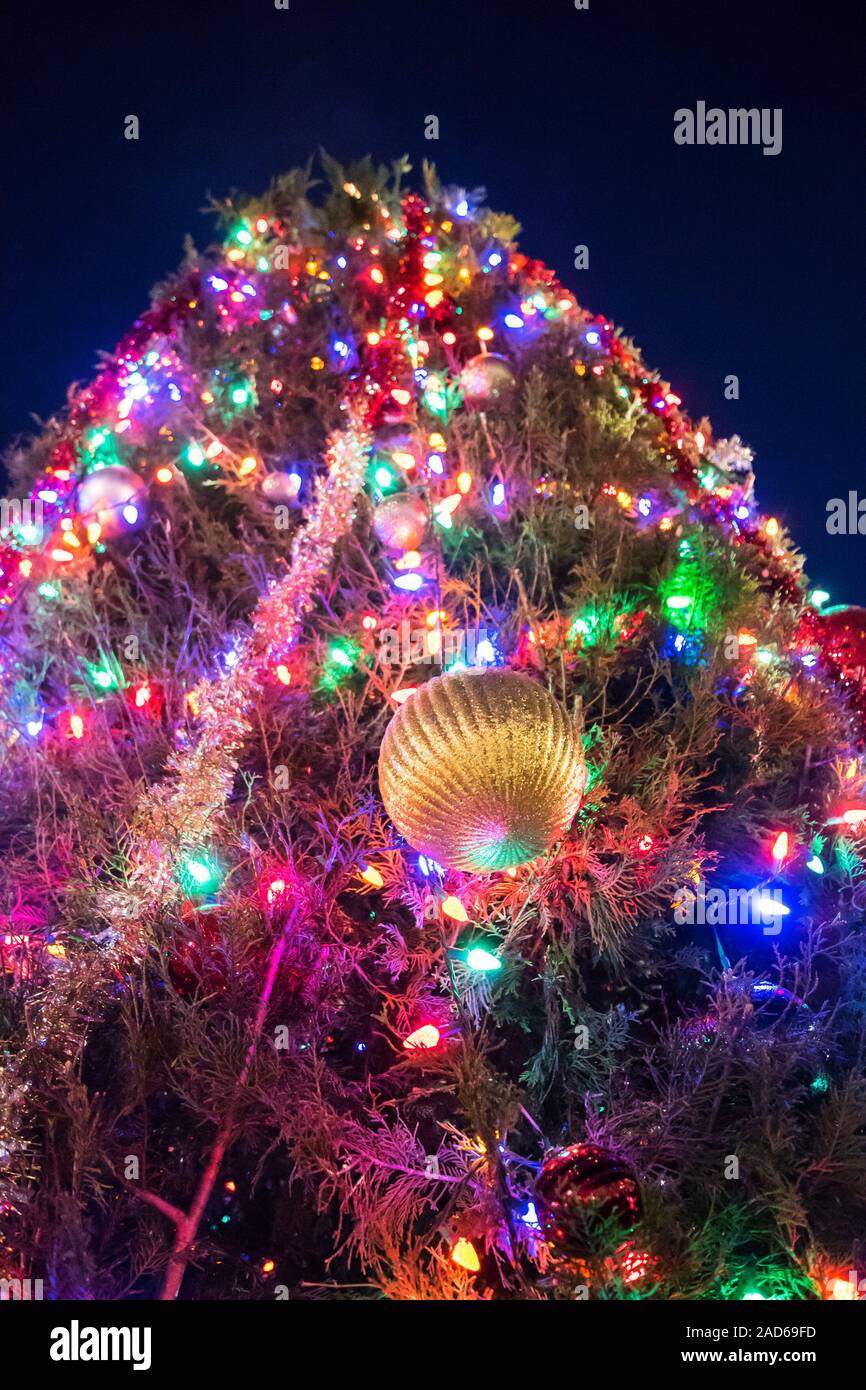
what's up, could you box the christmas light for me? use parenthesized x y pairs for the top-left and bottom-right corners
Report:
(772, 831), (789, 861)
(451, 1237), (480, 1272)
(403, 1024), (440, 1050)
(359, 865), (384, 888)
(465, 946), (502, 972)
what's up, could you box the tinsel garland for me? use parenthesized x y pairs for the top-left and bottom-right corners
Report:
(134, 412), (371, 862)
(0, 410), (370, 1206)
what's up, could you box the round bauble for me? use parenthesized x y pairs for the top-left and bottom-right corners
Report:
(372, 493), (429, 551)
(378, 668), (585, 873)
(459, 352), (517, 410)
(76, 466), (147, 539)
(261, 469), (303, 504)
(535, 1143), (642, 1259)
(819, 606), (866, 675)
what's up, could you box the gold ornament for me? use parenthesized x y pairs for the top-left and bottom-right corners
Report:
(458, 353), (517, 410)
(373, 493), (429, 551)
(378, 668), (585, 872)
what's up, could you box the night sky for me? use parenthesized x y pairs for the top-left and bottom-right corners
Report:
(2, 0), (863, 599)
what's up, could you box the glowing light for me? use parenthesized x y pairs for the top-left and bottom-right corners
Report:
(504, 313), (524, 329)
(391, 687), (417, 704)
(451, 1237), (480, 1272)
(465, 946), (502, 973)
(134, 684), (152, 708)
(843, 808), (866, 826)
(266, 878), (287, 905)
(359, 865), (384, 889)
(394, 551), (422, 570)
(755, 894), (790, 921)
(262, 1260), (275, 1275)
(827, 1277), (856, 1300)
(456, 471), (472, 494)
(239, 455), (259, 476)
(275, 664), (292, 686)
(394, 572), (425, 592)
(477, 326), (494, 342)
(390, 388), (411, 406)
(666, 595), (693, 611)
(403, 1024), (440, 1050)
(441, 895), (469, 923)
(492, 482), (505, 506)
(806, 855), (824, 875)
(772, 831), (789, 861)
(186, 443), (206, 468)
(181, 855), (223, 894)
(370, 266), (385, 285)
(328, 641), (355, 669)
(811, 589), (830, 608)
(156, 466), (173, 483)
(765, 517), (780, 537)
(69, 714), (85, 739)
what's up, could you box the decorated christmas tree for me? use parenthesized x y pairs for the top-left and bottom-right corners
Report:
(1, 156), (865, 1302)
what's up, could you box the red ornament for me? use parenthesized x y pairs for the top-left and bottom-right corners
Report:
(535, 1143), (642, 1259)
(819, 606), (866, 678)
(168, 903), (228, 998)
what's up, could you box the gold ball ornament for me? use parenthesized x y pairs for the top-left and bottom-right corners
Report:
(459, 353), (518, 410)
(372, 493), (429, 551)
(75, 465), (147, 539)
(378, 668), (585, 872)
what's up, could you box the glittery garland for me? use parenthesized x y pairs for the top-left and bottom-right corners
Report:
(134, 411), (371, 869)
(0, 412), (370, 1218)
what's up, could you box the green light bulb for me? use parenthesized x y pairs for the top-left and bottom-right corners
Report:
(465, 947), (502, 973)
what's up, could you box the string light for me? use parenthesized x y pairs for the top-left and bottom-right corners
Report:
(403, 1024), (440, 1050)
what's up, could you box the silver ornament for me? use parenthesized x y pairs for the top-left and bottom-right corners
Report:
(372, 493), (429, 551)
(459, 353), (517, 410)
(76, 466), (147, 539)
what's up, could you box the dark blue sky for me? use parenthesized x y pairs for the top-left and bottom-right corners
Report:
(2, 0), (863, 599)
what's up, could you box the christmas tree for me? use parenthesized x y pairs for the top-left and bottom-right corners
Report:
(1, 156), (865, 1302)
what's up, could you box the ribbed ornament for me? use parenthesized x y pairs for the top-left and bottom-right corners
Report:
(377, 668), (585, 872)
